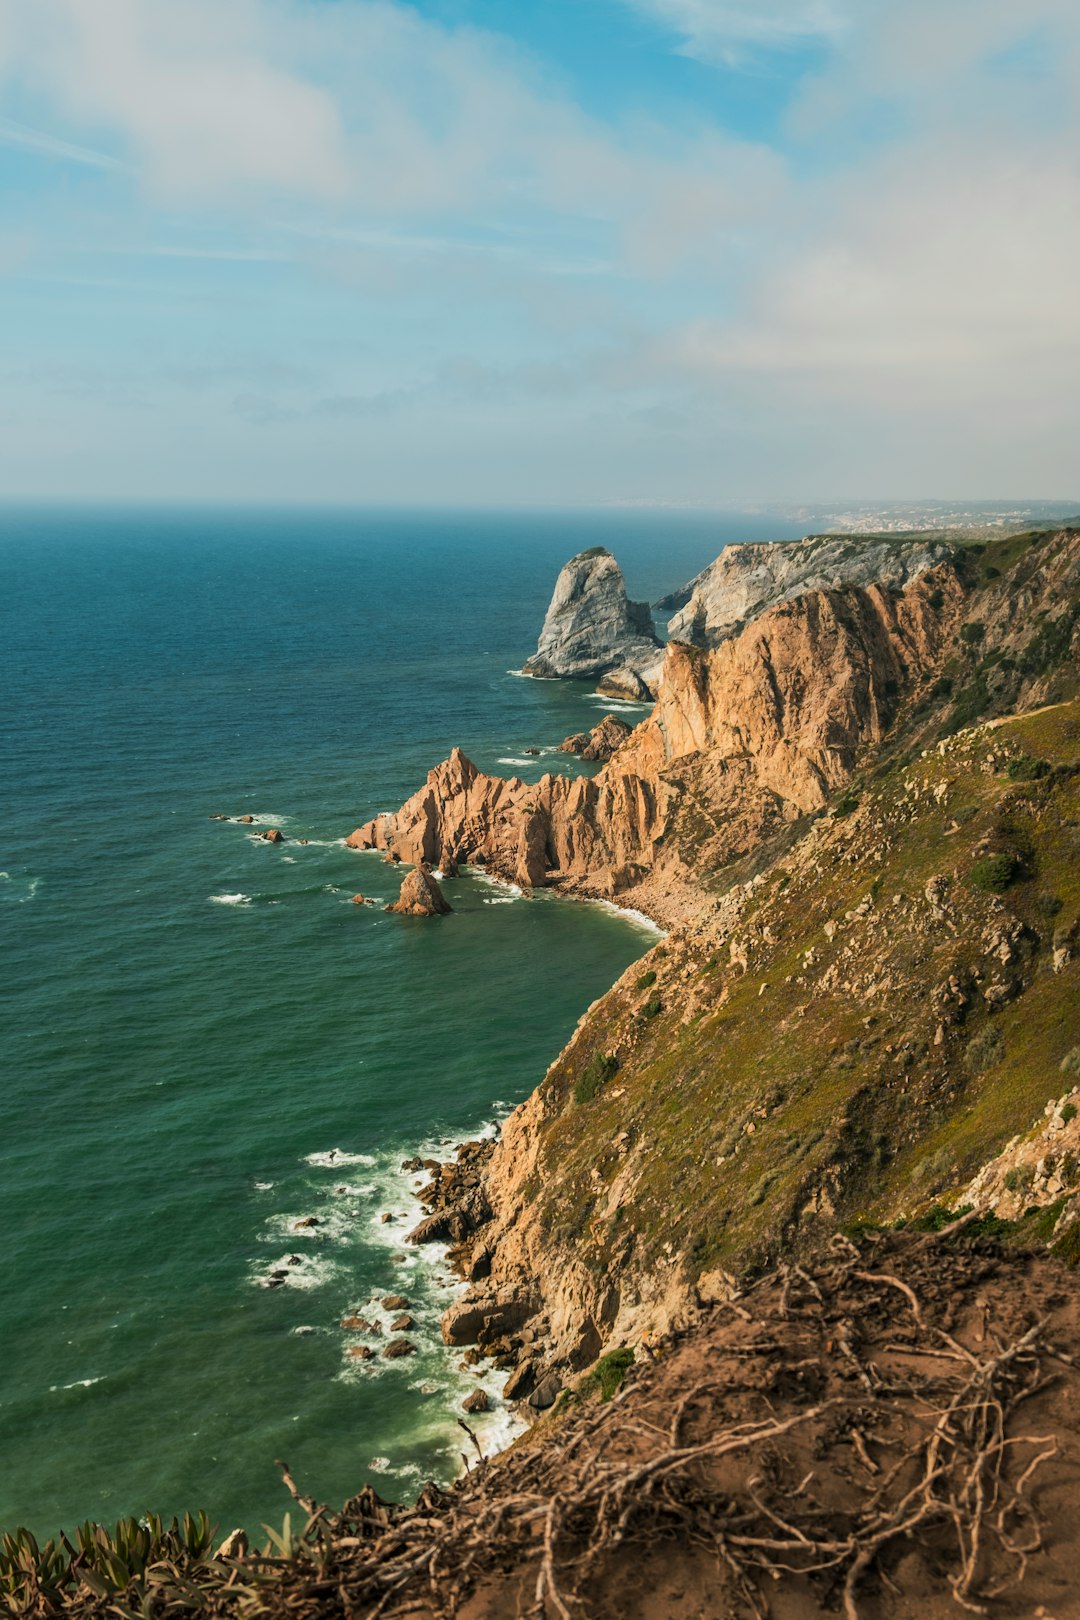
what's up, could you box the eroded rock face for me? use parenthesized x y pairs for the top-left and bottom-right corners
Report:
(664, 535), (951, 649)
(557, 714), (633, 762)
(522, 548), (663, 696)
(348, 568), (962, 921)
(386, 866), (452, 916)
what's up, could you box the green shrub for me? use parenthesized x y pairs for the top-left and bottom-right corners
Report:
(943, 672), (992, 735)
(1004, 1164), (1034, 1194)
(641, 995), (662, 1019)
(1052, 1222), (1080, 1268)
(635, 969), (657, 991)
(1061, 1102), (1078, 1125)
(969, 852), (1020, 894)
(910, 1203), (969, 1232)
(1006, 754), (1050, 782)
(959, 622), (985, 647)
(574, 1052), (619, 1105)
(832, 788), (861, 818)
(1019, 601), (1079, 677)
(964, 1024), (1004, 1074)
(588, 1346), (634, 1402)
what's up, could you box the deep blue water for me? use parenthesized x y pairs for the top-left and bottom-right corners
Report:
(0, 505), (808, 1539)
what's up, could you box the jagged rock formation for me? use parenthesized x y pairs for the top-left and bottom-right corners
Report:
(386, 866), (452, 916)
(662, 533), (950, 648)
(367, 527), (1080, 1398)
(556, 714), (632, 762)
(522, 548), (663, 698)
(349, 565), (963, 924)
(427, 692), (1080, 1398)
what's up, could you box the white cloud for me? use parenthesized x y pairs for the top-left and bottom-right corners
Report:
(0, 0), (349, 201)
(0, 112), (124, 168)
(623, 0), (847, 60)
(0, 0), (781, 269)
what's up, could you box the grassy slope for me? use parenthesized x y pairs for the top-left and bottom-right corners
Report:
(522, 533), (1080, 1295)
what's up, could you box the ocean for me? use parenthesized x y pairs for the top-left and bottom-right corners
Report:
(0, 505), (809, 1539)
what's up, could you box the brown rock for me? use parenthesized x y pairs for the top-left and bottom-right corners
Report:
(441, 1296), (536, 1348)
(391, 1313), (415, 1332)
(237, 815), (255, 824)
(502, 1360), (536, 1401)
(462, 1389), (491, 1414)
(386, 866), (452, 917)
(346, 568), (961, 905)
(352, 894), (367, 905)
(347, 1344), (375, 1360)
(383, 1337), (416, 1359)
(528, 1372), (564, 1411)
(382, 1294), (410, 1310)
(293, 1216), (320, 1229)
(557, 714), (633, 762)
(262, 828), (284, 843)
(341, 1315), (381, 1334)
(380, 1211), (394, 1224)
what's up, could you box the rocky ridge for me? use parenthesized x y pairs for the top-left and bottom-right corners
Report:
(521, 547), (663, 699)
(360, 527), (1080, 1413)
(349, 563), (964, 926)
(556, 713), (632, 762)
(661, 532), (951, 648)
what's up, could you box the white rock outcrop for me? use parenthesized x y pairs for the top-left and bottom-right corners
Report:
(662, 535), (951, 648)
(523, 548), (663, 697)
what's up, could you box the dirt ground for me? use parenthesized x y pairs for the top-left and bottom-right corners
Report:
(248, 1224), (1080, 1620)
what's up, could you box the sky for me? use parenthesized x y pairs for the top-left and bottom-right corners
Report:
(0, 0), (1077, 506)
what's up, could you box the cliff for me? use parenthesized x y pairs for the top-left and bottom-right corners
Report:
(662, 532), (951, 648)
(349, 563), (963, 925)
(521, 547), (663, 698)
(13, 528), (1080, 1620)
(358, 527), (1080, 1398)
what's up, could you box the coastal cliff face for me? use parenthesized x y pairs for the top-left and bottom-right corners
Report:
(361, 527), (1080, 1408)
(521, 547), (663, 698)
(663, 533), (950, 648)
(349, 565), (963, 923)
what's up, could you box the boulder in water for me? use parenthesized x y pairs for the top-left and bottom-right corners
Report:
(387, 867), (452, 917)
(383, 1337), (416, 1359)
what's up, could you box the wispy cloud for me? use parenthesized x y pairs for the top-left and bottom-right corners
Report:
(0, 113), (125, 169)
(622, 0), (847, 61)
(103, 245), (290, 262)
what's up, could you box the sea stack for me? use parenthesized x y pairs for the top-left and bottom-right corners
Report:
(522, 547), (663, 699)
(386, 866), (452, 917)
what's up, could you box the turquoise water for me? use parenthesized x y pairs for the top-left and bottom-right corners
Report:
(0, 506), (806, 1539)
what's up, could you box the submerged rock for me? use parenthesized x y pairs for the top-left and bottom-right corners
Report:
(387, 866), (452, 917)
(522, 548), (663, 697)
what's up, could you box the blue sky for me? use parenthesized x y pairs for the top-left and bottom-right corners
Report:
(0, 0), (1077, 505)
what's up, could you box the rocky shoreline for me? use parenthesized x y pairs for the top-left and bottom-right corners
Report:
(350, 524), (1080, 1447)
